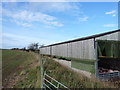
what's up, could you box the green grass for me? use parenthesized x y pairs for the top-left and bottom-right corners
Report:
(2, 49), (41, 88)
(43, 56), (117, 88)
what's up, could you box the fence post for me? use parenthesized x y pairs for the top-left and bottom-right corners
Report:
(40, 54), (43, 89)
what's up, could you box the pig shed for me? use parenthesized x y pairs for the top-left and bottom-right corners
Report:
(40, 29), (120, 80)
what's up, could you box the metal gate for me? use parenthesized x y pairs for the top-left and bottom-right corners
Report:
(42, 72), (70, 90)
(40, 56), (70, 90)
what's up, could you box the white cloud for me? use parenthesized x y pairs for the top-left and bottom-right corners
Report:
(105, 10), (116, 15)
(112, 14), (116, 17)
(2, 8), (64, 27)
(27, 2), (84, 22)
(103, 24), (117, 27)
(45, 21), (64, 27)
(2, 2), (86, 25)
(27, 2), (81, 16)
(2, 33), (54, 49)
(79, 16), (88, 22)
(12, 20), (32, 27)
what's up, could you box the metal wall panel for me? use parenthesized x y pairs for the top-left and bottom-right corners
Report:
(71, 39), (95, 59)
(40, 47), (50, 55)
(40, 48), (46, 54)
(68, 43), (72, 57)
(51, 46), (56, 56)
(95, 32), (119, 41)
(118, 31), (120, 40)
(40, 39), (95, 59)
(40, 31), (119, 59)
(57, 44), (68, 57)
(71, 42), (78, 58)
(46, 47), (50, 55)
(51, 44), (68, 57)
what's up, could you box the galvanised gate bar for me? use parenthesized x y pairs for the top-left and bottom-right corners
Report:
(40, 29), (120, 80)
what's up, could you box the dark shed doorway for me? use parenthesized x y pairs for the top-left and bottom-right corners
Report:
(96, 40), (120, 81)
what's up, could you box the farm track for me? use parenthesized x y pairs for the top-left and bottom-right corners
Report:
(53, 58), (92, 78)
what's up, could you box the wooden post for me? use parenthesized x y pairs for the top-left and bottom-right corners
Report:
(39, 50), (43, 89)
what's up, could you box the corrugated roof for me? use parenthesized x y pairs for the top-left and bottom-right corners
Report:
(41, 29), (120, 47)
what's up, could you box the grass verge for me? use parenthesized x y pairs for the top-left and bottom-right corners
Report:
(43, 56), (117, 88)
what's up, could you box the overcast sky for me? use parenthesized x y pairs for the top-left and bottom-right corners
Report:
(1, 2), (118, 49)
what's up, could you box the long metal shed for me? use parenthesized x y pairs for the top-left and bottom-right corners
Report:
(40, 29), (120, 78)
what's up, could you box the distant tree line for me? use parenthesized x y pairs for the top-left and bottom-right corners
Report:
(11, 43), (44, 53)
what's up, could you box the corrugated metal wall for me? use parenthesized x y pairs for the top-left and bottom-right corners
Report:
(51, 44), (68, 57)
(95, 32), (119, 41)
(70, 39), (95, 59)
(40, 38), (95, 60)
(40, 31), (119, 59)
(40, 46), (50, 55)
(118, 32), (120, 40)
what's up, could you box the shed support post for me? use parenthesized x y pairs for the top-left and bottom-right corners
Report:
(95, 41), (99, 78)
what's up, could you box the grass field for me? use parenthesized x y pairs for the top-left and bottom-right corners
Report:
(43, 56), (117, 88)
(2, 49), (41, 88)
(2, 50), (118, 88)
